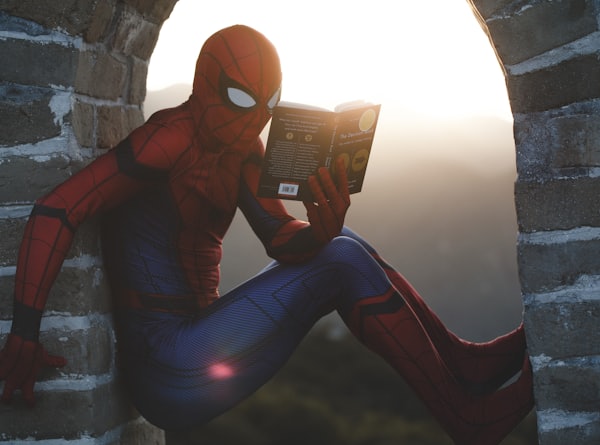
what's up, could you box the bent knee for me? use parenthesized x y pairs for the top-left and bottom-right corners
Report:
(320, 235), (371, 263)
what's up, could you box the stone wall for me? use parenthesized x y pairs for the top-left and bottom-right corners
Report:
(468, 0), (600, 443)
(0, 0), (599, 443)
(0, 1), (176, 443)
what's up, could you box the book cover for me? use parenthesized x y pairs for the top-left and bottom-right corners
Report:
(257, 101), (380, 200)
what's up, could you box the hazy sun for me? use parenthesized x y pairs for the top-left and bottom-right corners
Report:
(147, 1), (511, 121)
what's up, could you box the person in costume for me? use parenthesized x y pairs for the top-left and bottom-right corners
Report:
(0, 25), (533, 444)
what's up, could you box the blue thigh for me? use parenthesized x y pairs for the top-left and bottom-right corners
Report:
(117, 235), (390, 430)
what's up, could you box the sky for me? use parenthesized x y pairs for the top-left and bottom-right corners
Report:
(147, 0), (513, 121)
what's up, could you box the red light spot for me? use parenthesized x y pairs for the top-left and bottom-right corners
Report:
(210, 363), (234, 379)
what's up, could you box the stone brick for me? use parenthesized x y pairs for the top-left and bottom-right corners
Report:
(524, 300), (600, 357)
(518, 237), (600, 293)
(514, 100), (600, 180)
(519, 236), (600, 292)
(0, 84), (61, 146)
(119, 418), (166, 445)
(72, 99), (96, 147)
(0, 379), (133, 440)
(130, 57), (149, 105)
(1, 0), (110, 38)
(75, 50), (127, 100)
(538, 419), (600, 445)
(0, 214), (101, 265)
(0, 318), (117, 378)
(467, 0), (514, 20)
(112, 10), (161, 60)
(0, 155), (87, 203)
(84, 0), (115, 43)
(0, 267), (112, 319)
(97, 105), (144, 148)
(508, 53), (600, 113)
(487, 0), (598, 66)
(0, 216), (26, 267)
(0, 37), (77, 88)
(515, 177), (600, 232)
(533, 358), (600, 411)
(123, 0), (178, 23)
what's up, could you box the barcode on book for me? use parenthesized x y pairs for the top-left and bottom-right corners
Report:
(278, 183), (299, 197)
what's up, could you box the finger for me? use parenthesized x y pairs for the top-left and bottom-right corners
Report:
(307, 174), (328, 206)
(317, 167), (339, 201)
(334, 157), (350, 202)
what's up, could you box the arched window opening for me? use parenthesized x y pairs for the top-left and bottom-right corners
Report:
(145, 1), (520, 341)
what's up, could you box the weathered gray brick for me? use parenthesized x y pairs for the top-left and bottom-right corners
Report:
(0, 84), (61, 146)
(515, 177), (600, 232)
(75, 50), (127, 101)
(514, 101), (600, 180)
(524, 300), (600, 357)
(508, 54), (600, 113)
(0, 38), (77, 88)
(487, 0), (598, 66)
(519, 238), (600, 293)
(0, 155), (88, 203)
(97, 105), (144, 148)
(467, 0), (514, 20)
(0, 379), (133, 440)
(1, 0), (109, 38)
(130, 57), (149, 106)
(533, 358), (600, 412)
(72, 99), (96, 148)
(111, 11), (161, 60)
(538, 419), (600, 445)
(123, 0), (178, 23)
(0, 318), (115, 377)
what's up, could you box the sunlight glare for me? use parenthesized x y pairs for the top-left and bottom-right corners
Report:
(147, 0), (512, 120)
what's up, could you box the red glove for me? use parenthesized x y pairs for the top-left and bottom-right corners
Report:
(303, 157), (351, 244)
(0, 333), (67, 407)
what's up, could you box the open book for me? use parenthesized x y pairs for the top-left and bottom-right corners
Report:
(257, 100), (381, 200)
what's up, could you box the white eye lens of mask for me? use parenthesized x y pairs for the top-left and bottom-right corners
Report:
(267, 88), (281, 110)
(227, 88), (256, 108)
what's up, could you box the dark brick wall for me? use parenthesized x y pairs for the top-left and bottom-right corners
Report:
(470, 0), (600, 442)
(0, 0), (177, 442)
(0, 0), (599, 443)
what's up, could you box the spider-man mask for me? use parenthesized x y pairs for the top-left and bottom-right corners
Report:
(191, 25), (282, 149)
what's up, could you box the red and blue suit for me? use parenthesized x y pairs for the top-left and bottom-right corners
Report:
(0, 25), (533, 444)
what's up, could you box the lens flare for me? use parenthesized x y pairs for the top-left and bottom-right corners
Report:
(209, 363), (234, 379)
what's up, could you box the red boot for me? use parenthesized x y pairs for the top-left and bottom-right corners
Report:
(380, 260), (526, 394)
(345, 288), (534, 445)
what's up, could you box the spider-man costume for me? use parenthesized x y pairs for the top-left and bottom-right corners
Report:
(0, 25), (533, 444)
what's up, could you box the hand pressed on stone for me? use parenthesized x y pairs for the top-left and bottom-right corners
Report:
(0, 333), (67, 407)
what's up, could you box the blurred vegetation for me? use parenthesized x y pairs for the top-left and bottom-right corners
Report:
(166, 325), (538, 445)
